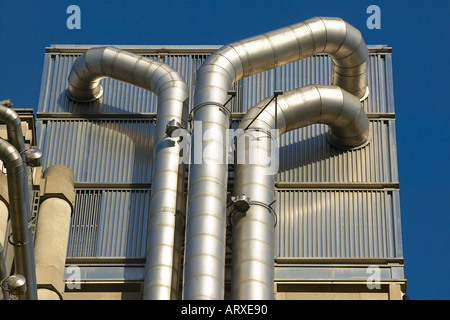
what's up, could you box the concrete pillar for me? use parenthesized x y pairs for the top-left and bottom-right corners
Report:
(389, 283), (403, 300)
(34, 165), (75, 300)
(0, 172), (9, 248)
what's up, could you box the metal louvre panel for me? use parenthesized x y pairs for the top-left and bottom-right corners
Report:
(96, 190), (150, 258)
(238, 54), (392, 114)
(38, 120), (155, 183)
(67, 189), (150, 258)
(67, 189), (102, 257)
(275, 189), (401, 258)
(37, 52), (393, 115)
(39, 53), (201, 114)
(276, 120), (398, 183)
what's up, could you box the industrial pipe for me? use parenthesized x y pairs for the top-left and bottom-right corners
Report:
(0, 100), (26, 156)
(183, 17), (369, 300)
(232, 85), (370, 299)
(67, 46), (189, 299)
(0, 139), (37, 300)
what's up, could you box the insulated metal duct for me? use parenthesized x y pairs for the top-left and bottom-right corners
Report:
(0, 139), (37, 300)
(232, 85), (370, 299)
(183, 17), (369, 300)
(0, 100), (26, 156)
(67, 47), (189, 299)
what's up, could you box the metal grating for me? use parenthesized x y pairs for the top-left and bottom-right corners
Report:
(67, 189), (150, 258)
(67, 189), (102, 257)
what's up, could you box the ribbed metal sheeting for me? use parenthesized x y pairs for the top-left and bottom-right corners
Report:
(36, 45), (401, 264)
(276, 120), (398, 183)
(39, 52), (393, 115)
(38, 53), (202, 114)
(241, 54), (395, 114)
(37, 120), (155, 183)
(66, 189), (149, 258)
(275, 189), (402, 258)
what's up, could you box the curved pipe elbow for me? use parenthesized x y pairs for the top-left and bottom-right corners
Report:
(0, 139), (23, 174)
(239, 85), (370, 150)
(67, 46), (189, 103)
(196, 17), (369, 106)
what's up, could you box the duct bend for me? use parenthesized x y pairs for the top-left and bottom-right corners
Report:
(232, 85), (370, 299)
(67, 47), (190, 300)
(0, 101), (26, 155)
(183, 17), (368, 300)
(0, 139), (37, 300)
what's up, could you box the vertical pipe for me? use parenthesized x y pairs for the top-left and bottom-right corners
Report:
(0, 139), (37, 300)
(67, 47), (189, 299)
(0, 243), (10, 300)
(233, 85), (370, 299)
(184, 17), (369, 300)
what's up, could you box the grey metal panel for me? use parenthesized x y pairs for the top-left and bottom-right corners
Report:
(276, 120), (398, 183)
(238, 54), (393, 114)
(36, 46), (401, 269)
(275, 266), (393, 281)
(95, 189), (149, 258)
(38, 120), (155, 183)
(38, 53), (202, 114)
(275, 189), (402, 259)
(67, 190), (102, 257)
(37, 52), (393, 115)
(67, 189), (149, 258)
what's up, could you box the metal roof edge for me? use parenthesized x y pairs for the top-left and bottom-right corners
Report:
(46, 44), (392, 54)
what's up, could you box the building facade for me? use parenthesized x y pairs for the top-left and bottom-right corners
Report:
(25, 42), (405, 299)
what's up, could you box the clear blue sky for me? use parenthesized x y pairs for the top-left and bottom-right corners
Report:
(1, 0), (449, 300)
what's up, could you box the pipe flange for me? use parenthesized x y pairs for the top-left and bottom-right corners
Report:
(189, 101), (232, 122)
(326, 131), (371, 151)
(66, 85), (104, 103)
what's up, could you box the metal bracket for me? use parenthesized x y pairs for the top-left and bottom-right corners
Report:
(8, 234), (29, 247)
(243, 90), (283, 131)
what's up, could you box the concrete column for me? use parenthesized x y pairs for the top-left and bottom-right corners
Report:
(34, 165), (75, 300)
(0, 172), (8, 249)
(389, 283), (403, 300)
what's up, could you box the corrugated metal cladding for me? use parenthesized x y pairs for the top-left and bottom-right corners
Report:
(37, 45), (402, 261)
(275, 189), (402, 258)
(67, 189), (149, 258)
(37, 120), (155, 183)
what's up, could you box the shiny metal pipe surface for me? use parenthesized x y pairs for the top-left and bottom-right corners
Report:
(184, 17), (368, 300)
(232, 85), (370, 299)
(0, 104), (26, 155)
(67, 47), (189, 300)
(0, 139), (37, 300)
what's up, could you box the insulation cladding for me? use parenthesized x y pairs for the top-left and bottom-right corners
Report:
(36, 45), (404, 298)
